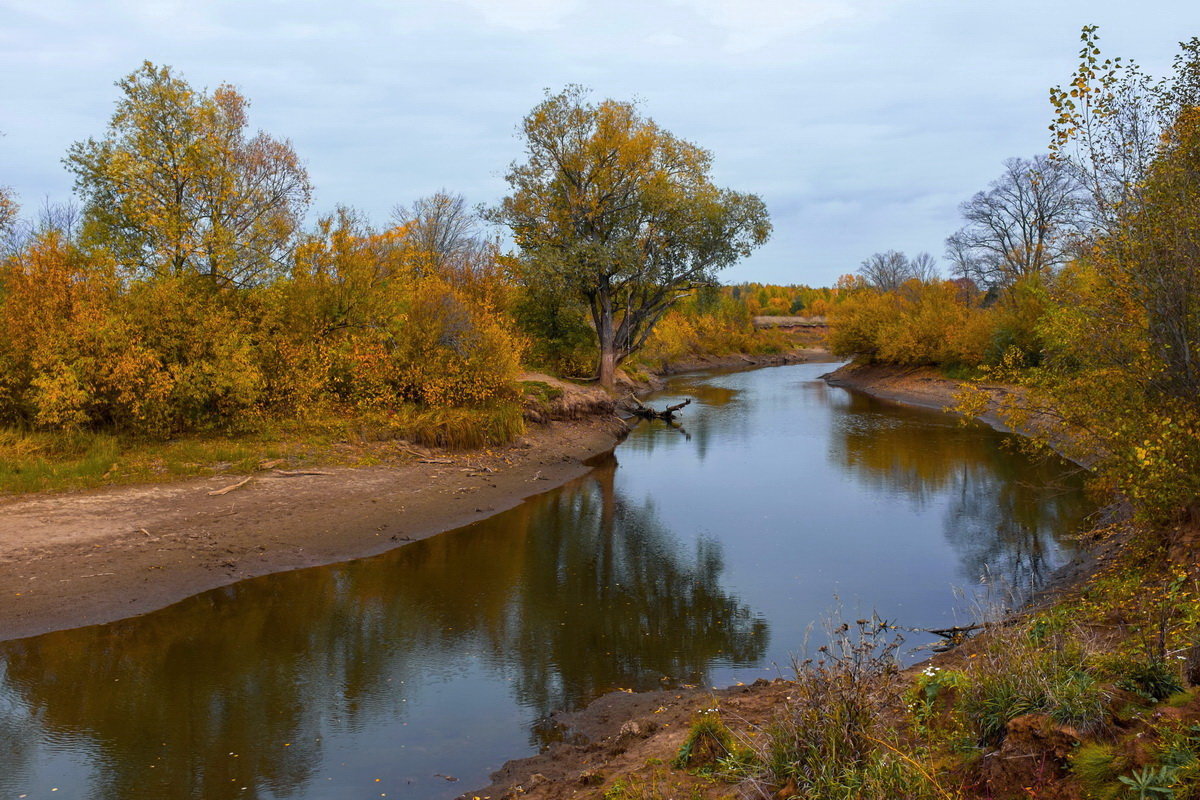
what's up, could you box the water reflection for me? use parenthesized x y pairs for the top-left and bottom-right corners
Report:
(826, 389), (1089, 595)
(0, 462), (765, 800)
(0, 363), (1092, 800)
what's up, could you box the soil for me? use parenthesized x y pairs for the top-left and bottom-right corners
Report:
(0, 377), (626, 642)
(822, 362), (1086, 462)
(821, 361), (984, 418)
(465, 679), (799, 800)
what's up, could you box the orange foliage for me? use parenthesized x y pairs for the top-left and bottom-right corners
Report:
(828, 280), (991, 367)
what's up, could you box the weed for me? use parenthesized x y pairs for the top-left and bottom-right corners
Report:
(1119, 765), (1179, 799)
(674, 712), (735, 771)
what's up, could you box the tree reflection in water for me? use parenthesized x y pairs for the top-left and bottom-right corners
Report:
(828, 390), (1091, 596)
(0, 365), (1094, 800)
(0, 461), (765, 800)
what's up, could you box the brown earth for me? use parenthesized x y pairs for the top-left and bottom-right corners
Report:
(0, 376), (624, 641)
(821, 362), (982, 418)
(822, 362), (1084, 463)
(466, 679), (799, 800)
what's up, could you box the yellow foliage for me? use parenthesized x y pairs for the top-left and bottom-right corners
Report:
(0, 221), (524, 440)
(829, 281), (991, 367)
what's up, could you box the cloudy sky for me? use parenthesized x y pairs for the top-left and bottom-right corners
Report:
(2, 0), (1199, 285)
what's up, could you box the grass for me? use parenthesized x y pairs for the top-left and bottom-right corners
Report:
(0, 400), (526, 495)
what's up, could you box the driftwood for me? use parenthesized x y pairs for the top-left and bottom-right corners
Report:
(624, 395), (692, 421)
(207, 476), (253, 496)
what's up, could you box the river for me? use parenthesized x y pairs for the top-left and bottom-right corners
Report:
(0, 363), (1091, 799)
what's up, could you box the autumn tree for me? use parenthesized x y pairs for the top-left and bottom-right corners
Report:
(392, 190), (507, 306)
(944, 155), (1082, 290)
(392, 191), (488, 271)
(67, 62), (312, 288)
(1048, 27), (1200, 236)
(967, 30), (1200, 521)
(491, 86), (771, 390)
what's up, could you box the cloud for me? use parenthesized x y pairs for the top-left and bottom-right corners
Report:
(666, 0), (897, 53)
(444, 0), (583, 32)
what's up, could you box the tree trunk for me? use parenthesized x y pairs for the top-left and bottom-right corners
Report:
(599, 346), (617, 393)
(594, 283), (618, 392)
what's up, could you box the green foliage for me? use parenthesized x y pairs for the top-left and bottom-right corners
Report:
(960, 671), (1048, 746)
(519, 380), (564, 404)
(1072, 742), (1126, 798)
(509, 270), (596, 376)
(907, 666), (970, 726)
(1119, 765), (1179, 799)
(1114, 656), (1185, 703)
(984, 277), (1050, 367)
(491, 85), (770, 388)
(673, 712), (736, 771)
(67, 61), (311, 287)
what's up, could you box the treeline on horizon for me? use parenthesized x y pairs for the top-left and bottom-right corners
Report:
(829, 28), (1200, 523)
(0, 64), (835, 450)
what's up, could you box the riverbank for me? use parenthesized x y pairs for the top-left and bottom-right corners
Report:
(641, 346), (833, 385)
(0, 377), (625, 641)
(465, 362), (1200, 800)
(0, 351), (835, 642)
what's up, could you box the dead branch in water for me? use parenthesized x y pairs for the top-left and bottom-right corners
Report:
(623, 395), (692, 421)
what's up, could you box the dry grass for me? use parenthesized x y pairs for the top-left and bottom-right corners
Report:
(0, 400), (526, 495)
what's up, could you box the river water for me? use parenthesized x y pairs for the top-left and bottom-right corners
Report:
(0, 363), (1091, 799)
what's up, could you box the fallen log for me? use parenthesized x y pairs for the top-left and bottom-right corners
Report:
(624, 395), (692, 421)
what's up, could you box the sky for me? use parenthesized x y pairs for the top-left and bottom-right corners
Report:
(2, 0), (1199, 286)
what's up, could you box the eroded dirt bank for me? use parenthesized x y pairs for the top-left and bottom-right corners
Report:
(822, 361), (983, 417)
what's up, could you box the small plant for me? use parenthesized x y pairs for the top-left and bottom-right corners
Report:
(1118, 765), (1178, 799)
(520, 380), (564, 403)
(1116, 657), (1185, 703)
(960, 671), (1047, 746)
(907, 666), (969, 726)
(1071, 742), (1127, 798)
(674, 711), (735, 771)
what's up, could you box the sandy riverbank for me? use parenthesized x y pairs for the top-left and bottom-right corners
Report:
(0, 350), (834, 643)
(0, 390), (626, 642)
